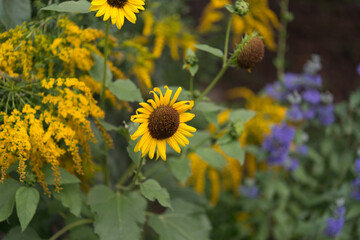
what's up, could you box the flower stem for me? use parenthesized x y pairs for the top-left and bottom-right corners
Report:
(100, 20), (110, 186)
(194, 63), (230, 105)
(48, 219), (93, 240)
(276, 0), (290, 82)
(130, 157), (145, 187)
(223, 14), (234, 67)
(117, 162), (136, 186)
(189, 75), (194, 99)
(100, 20), (110, 110)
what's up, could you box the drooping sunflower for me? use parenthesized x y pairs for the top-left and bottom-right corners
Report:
(130, 86), (196, 160)
(90, 0), (145, 29)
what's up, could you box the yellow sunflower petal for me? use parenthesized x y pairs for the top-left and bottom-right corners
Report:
(180, 112), (195, 123)
(167, 136), (181, 153)
(153, 87), (164, 104)
(91, 0), (107, 6)
(128, 0), (145, 5)
(103, 6), (111, 21)
(157, 140), (166, 161)
(163, 86), (173, 106)
(95, 5), (107, 17)
(111, 7), (119, 25)
(136, 108), (151, 115)
(122, 6), (136, 23)
(178, 128), (194, 137)
(169, 87), (182, 106)
(131, 122), (148, 140)
(148, 139), (157, 159)
(90, 5), (102, 11)
(179, 123), (197, 133)
(139, 102), (154, 112)
(150, 90), (161, 107)
(135, 132), (151, 152)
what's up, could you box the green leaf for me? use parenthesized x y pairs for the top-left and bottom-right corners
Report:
(225, 4), (235, 13)
(43, 164), (80, 185)
(196, 102), (224, 112)
(88, 185), (147, 240)
(89, 53), (113, 84)
(4, 226), (41, 240)
(140, 179), (172, 209)
(54, 184), (82, 217)
(40, 0), (91, 13)
(148, 199), (211, 240)
(350, 89), (360, 110)
(66, 225), (99, 240)
(0, 0), (31, 30)
(108, 79), (143, 102)
(98, 119), (128, 137)
(127, 140), (142, 166)
(0, 179), (21, 222)
(195, 44), (224, 58)
(228, 109), (256, 123)
(195, 148), (227, 169)
(167, 156), (191, 184)
(220, 140), (245, 165)
(189, 65), (199, 77)
(15, 187), (40, 231)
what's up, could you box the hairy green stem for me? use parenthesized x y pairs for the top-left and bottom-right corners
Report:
(49, 219), (93, 240)
(189, 75), (194, 99)
(130, 157), (145, 187)
(276, 0), (290, 82)
(117, 162), (136, 186)
(194, 64), (230, 105)
(223, 14), (234, 67)
(100, 21), (110, 109)
(99, 21), (110, 186)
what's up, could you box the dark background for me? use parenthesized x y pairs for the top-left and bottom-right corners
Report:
(188, 0), (360, 102)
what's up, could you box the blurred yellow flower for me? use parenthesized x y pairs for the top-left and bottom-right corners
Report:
(198, 0), (279, 50)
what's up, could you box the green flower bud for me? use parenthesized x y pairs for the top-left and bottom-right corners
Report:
(235, 0), (249, 17)
(231, 121), (244, 138)
(237, 37), (264, 70)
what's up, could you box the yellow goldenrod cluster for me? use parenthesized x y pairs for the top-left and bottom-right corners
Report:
(0, 17), (126, 109)
(198, 0), (279, 50)
(0, 77), (107, 195)
(187, 88), (286, 204)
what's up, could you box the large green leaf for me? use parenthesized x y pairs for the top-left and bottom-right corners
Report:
(220, 140), (245, 165)
(127, 140), (142, 166)
(140, 179), (172, 209)
(43, 164), (80, 185)
(4, 226), (41, 240)
(228, 109), (256, 123)
(89, 53), (113, 84)
(88, 185), (147, 240)
(194, 44), (224, 58)
(148, 199), (212, 240)
(195, 148), (227, 169)
(15, 187), (40, 231)
(0, 0), (31, 30)
(54, 184), (82, 217)
(66, 225), (99, 240)
(108, 79), (143, 102)
(167, 156), (191, 184)
(41, 0), (91, 13)
(0, 179), (21, 222)
(195, 102), (225, 125)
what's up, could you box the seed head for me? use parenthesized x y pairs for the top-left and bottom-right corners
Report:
(237, 37), (264, 70)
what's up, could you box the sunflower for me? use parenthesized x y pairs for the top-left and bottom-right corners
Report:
(90, 0), (145, 29)
(130, 86), (196, 160)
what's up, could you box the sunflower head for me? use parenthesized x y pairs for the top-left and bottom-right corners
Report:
(130, 86), (196, 161)
(237, 37), (265, 70)
(90, 0), (145, 29)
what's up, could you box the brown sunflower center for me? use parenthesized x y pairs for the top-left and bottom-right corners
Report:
(148, 106), (180, 140)
(107, 0), (128, 8)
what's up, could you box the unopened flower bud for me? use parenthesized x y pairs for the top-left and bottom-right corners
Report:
(235, 1), (249, 16)
(231, 121), (244, 138)
(237, 37), (264, 70)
